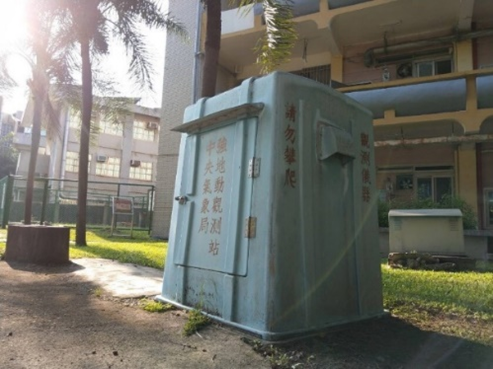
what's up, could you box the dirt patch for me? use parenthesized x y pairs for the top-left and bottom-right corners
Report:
(1, 261), (493, 368)
(0, 261), (268, 369)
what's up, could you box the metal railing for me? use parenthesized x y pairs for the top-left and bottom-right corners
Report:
(1, 175), (155, 233)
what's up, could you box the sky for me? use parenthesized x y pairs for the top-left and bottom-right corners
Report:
(0, 1), (167, 115)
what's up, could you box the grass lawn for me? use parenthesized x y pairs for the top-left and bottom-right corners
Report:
(382, 263), (493, 345)
(0, 227), (167, 270)
(1, 227), (492, 347)
(69, 228), (167, 269)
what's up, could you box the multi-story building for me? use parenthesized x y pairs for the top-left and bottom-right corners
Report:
(13, 99), (160, 224)
(154, 0), (493, 238)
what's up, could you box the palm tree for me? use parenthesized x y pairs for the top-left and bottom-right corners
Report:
(201, 0), (297, 97)
(0, 0), (73, 224)
(54, 0), (186, 246)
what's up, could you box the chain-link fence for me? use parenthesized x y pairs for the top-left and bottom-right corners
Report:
(0, 175), (154, 232)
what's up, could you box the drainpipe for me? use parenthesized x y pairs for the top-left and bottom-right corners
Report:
(59, 107), (70, 191)
(364, 28), (493, 67)
(192, 2), (204, 102)
(476, 143), (483, 229)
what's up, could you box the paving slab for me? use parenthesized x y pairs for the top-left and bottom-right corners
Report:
(72, 258), (163, 298)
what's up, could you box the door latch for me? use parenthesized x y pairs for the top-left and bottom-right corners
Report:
(174, 195), (188, 205)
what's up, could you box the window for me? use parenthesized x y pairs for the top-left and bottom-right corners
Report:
(129, 161), (153, 181)
(414, 59), (452, 77)
(99, 118), (123, 136)
(417, 176), (452, 202)
(485, 189), (493, 228)
(65, 152), (92, 173)
(96, 156), (120, 177)
(68, 108), (81, 129)
(133, 120), (156, 141)
(291, 65), (331, 86)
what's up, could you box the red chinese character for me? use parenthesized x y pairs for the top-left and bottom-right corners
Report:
(216, 156), (226, 174)
(285, 168), (296, 188)
(198, 217), (209, 233)
(360, 133), (370, 148)
(214, 176), (225, 193)
(203, 178), (212, 194)
(206, 140), (216, 156)
(204, 160), (214, 175)
(210, 217), (222, 234)
(216, 137), (227, 154)
(212, 197), (223, 213)
(360, 151), (370, 166)
(285, 103), (296, 122)
(362, 168), (371, 184)
(208, 239), (219, 256)
(284, 146), (296, 165)
(201, 198), (210, 214)
(362, 186), (371, 203)
(285, 125), (296, 144)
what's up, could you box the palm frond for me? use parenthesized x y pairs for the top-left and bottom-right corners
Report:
(0, 53), (18, 94)
(235, 0), (297, 74)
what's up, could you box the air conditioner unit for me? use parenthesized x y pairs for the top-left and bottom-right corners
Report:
(130, 160), (141, 167)
(146, 121), (159, 130)
(96, 155), (107, 163)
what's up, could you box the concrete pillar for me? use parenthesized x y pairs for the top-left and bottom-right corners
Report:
(455, 40), (473, 72)
(331, 55), (344, 83)
(456, 143), (478, 215)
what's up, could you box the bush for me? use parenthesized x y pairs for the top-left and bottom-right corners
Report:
(378, 195), (478, 230)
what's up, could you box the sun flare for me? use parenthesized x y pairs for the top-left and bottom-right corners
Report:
(0, 1), (27, 49)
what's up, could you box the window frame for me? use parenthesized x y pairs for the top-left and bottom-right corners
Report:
(95, 156), (121, 178)
(129, 161), (153, 181)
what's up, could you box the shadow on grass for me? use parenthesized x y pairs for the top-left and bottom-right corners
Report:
(275, 315), (493, 368)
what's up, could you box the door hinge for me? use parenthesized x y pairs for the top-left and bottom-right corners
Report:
(244, 217), (257, 238)
(248, 157), (261, 178)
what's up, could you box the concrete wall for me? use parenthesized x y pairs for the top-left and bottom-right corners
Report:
(379, 228), (491, 259)
(477, 35), (493, 68)
(153, 1), (200, 239)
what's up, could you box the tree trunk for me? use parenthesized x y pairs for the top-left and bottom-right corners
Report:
(201, 0), (221, 98)
(75, 40), (93, 246)
(23, 92), (44, 225)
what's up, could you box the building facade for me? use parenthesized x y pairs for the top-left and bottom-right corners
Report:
(13, 99), (161, 223)
(155, 0), (493, 237)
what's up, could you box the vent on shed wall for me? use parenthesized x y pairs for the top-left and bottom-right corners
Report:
(393, 218), (402, 231)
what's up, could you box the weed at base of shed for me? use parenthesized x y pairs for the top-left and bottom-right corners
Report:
(140, 299), (175, 313)
(183, 308), (211, 336)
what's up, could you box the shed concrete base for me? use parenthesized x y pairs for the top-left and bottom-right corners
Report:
(5, 225), (70, 264)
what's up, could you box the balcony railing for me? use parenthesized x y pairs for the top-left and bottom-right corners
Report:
(13, 132), (47, 148)
(337, 68), (493, 135)
(222, 0), (322, 35)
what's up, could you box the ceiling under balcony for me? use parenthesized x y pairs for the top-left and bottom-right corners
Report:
(330, 0), (469, 49)
(219, 0), (480, 74)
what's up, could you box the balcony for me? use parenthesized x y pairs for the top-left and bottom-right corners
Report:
(219, 0), (471, 79)
(13, 131), (47, 149)
(337, 69), (493, 144)
(222, 0), (322, 35)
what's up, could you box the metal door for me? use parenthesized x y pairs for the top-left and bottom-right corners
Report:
(171, 105), (261, 276)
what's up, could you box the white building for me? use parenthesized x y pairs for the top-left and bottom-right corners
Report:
(12, 98), (161, 224)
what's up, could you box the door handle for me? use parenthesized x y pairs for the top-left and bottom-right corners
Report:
(174, 195), (188, 205)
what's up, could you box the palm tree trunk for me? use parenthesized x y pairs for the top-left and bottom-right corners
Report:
(75, 40), (92, 246)
(201, 0), (221, 98)
(23, 93), (44, 225)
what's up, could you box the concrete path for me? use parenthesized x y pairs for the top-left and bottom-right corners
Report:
(72, 258), (163, 298)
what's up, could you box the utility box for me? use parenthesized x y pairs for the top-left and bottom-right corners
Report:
(389, 209), (464, 254)
(159, 72), (383, 341)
